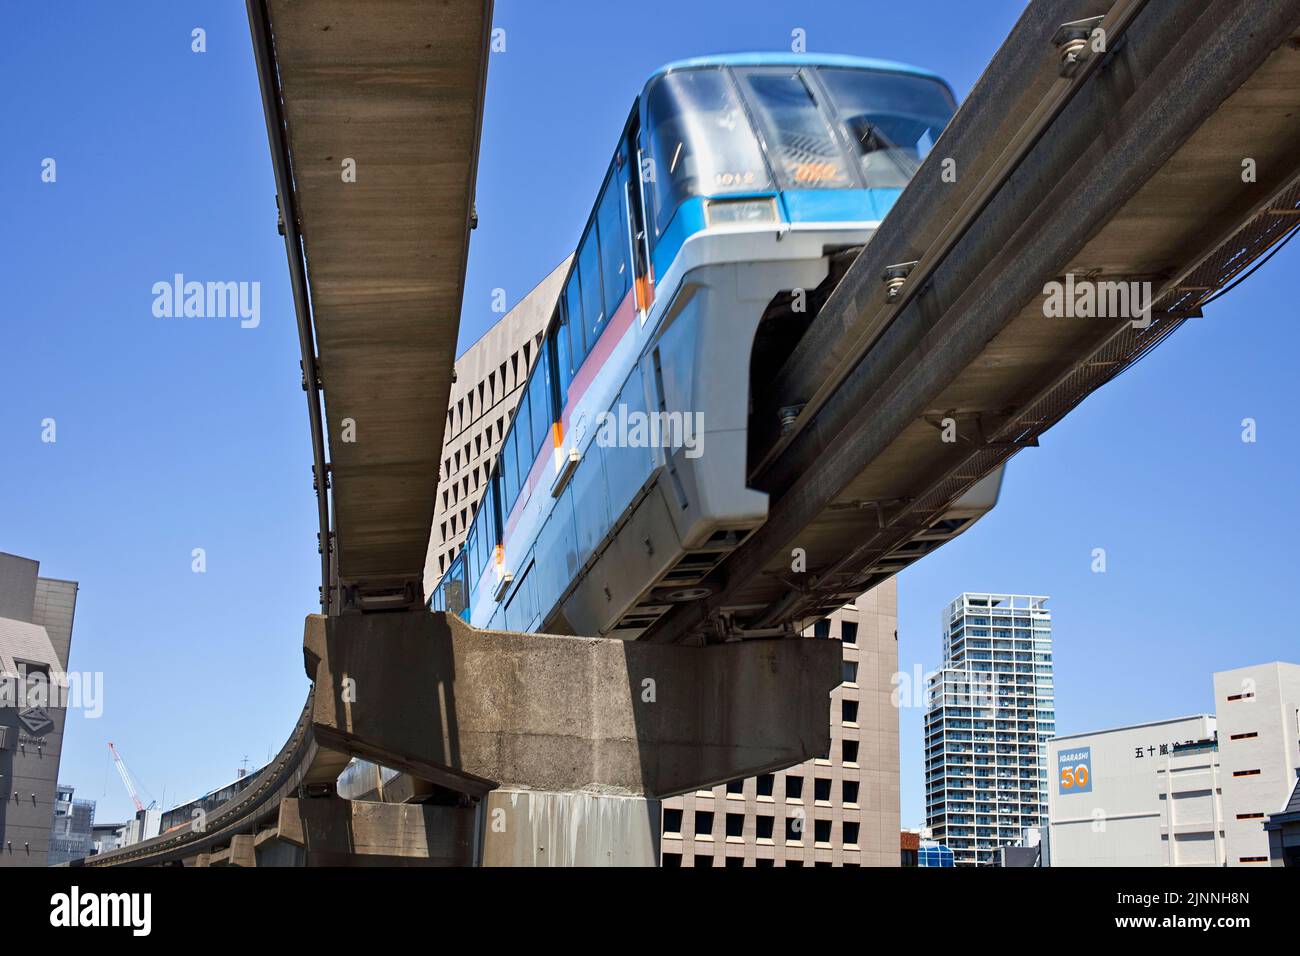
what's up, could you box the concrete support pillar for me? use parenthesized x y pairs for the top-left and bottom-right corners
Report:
(299, 609), (840, 866)
(277, 796), (474, 866)
(303, 610), (841, 798)
(480, 789), (661, 867)
(209, 833), (256, 867)
(254, 829), (304, 867)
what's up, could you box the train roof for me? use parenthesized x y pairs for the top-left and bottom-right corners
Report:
(648, 52), (946, 84)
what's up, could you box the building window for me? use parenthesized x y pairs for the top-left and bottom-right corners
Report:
(786, 859), (804, 867)
(1229, 732), (1258, 740)
(663, 808), (682, 835)
(1238, 856), (1268, 863)
(726, 813), (744, 838)
(1232, 769), (1261, 777)
(756, 815), (775, 840)
(843, 781), (860, 805)
(814, 820), (832, 844)
(726, 779), (744, 796)
(757, 773), (775, 798)
(842, 700), (859, 724)
(694, 810), (714, 837)
(814, 619), (831, 640)
(756, 857), (775, 868)
(841, 621), (858, 645)
(814, 778), (832, 803)
(725, 856), (744, 868)
(694, 855), (714, 867)
(844, 822), (860, 846)
(786, 776), (803, 801)
(843, 661), (858, 684)
(662, 852), (682, 867)
(843, 740), (859, 764)
(1236, 813), (1264, 820)
(785, 818), (803, 842)
(1226, 692), (1255, 702)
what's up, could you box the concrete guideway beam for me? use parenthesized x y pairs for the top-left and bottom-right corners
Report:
(303, 611), (842, 798)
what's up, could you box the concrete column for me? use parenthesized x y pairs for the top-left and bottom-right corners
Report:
(480, 789), (661, 867)
(300, 609), (840, 866)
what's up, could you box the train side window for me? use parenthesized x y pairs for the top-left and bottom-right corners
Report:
(513, 385), (532, 478)
(578, 226), (605, 354)
(564, 273), (587, 376)
(550, 319), (573, 410)
(597, 163), (630, 319)
(501, 424), (520, 513)
(444, 555), (467, 616)
(528, 353), (552, 460)
(466, 528), (478, 592)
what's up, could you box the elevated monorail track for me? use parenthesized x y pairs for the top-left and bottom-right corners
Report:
(82, 690), (349, 866)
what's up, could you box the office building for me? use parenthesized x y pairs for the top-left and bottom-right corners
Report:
(1049, 715), (1223, 866)
(1213, 663), (1300, 865)
(0, 551), (78, 867)
(89, 821), (126, 857)
(659, 581), (900, 866)
(423, 257), (571, 597)
(924, 593), (1056, 866)
(48, 783), (96, 866)
(1046, 662), (1300, 867)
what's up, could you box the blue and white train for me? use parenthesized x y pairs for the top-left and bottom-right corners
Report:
(431, 53), (963, 637)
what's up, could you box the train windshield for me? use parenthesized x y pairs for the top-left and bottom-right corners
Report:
(815, 67), (956, 189)
(644, 69), (772, 238)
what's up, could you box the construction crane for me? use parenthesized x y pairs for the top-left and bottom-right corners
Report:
(107, 741), (155, 813)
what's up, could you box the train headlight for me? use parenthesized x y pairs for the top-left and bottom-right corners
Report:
(704, 197), (779, 227)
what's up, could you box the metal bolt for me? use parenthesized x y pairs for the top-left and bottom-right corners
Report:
(883, 262), (918, 302)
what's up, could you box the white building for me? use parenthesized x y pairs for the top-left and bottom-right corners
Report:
(1047, 662), (1300, 867)
(1214, 663), (1300, 865)
(924, 593), (1056, 866)
(1048, 714), (1223, 866)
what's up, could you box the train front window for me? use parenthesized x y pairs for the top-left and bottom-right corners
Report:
(644, 69), (770, 239)
(734, 68), (854, 191)
(816, 68), (956, 189)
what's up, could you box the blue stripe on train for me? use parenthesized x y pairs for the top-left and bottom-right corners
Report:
(649, 188), (904, 280)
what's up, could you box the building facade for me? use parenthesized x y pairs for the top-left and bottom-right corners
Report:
(0, 551), (78, 867)
(1046, 662), (1300, 867)
(924, 593), (1055, 866)
(659, 581), (900, 866)
(1213, 663), (1300, 866)
(1048, 714), (1223, 866)
(48, 783), (95, 866)
(423, 258), (571, 598)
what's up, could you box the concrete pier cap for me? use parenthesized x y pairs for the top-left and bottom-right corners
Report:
(303, 610), (841, 798)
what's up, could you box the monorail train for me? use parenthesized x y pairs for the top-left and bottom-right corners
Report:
(431, 53), (974, 638)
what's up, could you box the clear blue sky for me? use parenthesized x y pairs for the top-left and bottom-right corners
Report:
(2, 1), (1296, 828)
